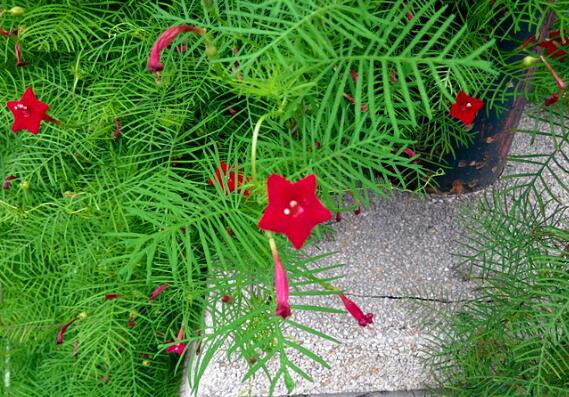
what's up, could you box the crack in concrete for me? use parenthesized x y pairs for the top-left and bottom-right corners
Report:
(349, 293), (489, 304)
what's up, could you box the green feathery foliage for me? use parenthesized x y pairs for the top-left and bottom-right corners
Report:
(1, 0), (562, 396)
(425, 106), (569, 395)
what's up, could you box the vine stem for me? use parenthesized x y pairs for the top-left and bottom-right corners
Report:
(251, 114), (268, 183)
(251, 99), (288, 184)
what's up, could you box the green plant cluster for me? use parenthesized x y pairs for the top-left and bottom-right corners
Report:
(0, 0), (564, 396)
(428, 106), (569, 396)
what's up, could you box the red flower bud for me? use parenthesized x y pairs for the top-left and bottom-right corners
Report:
(149, 284), (169, 301)
(147, 25), (206, 72)
(339, 294), (373, 327)
(2, 176), (16, 190)
(545, 93), (559, 107)
(113, 119), (121, 139)
(105, 293), (121, 300)
(56, 319), (77, 345)
(221, 294), (233, 304)
(15, 43), (24, 67)
(274, 255), (291, 319)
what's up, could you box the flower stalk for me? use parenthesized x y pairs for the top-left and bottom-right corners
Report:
(540, 55), (567, 91)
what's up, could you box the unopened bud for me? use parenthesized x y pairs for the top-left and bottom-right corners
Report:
(142, 360), (151, 367)
(64, 191), (78, 199)
(205, 38), (218, 59)
(3, 176), (16, 190)
(20, 180), (30, 190)
(9, 7), (25, 17)
(522, 56), (539, 67)
(78, 312), (88, 320)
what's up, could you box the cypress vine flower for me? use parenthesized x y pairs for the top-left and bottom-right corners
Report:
(450, 91), (484, 126)
(7, 87), (58, 134)
(339, 294), (374, 327)
(166, 327), (186, 356)
(149, 284), (169, 300)
(537, 31), (567, 62)
(208, 162), (250, 196)
(105, 293), (121, 300)
(56, 319), (77, 345)
(147, 24), (206, 72)
(258, 174), (332, 249)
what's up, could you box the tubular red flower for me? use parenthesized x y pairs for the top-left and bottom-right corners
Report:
(258, 174), (332, 249)
(147, 24), (206, 72)
(149, 284), (169, 301)
(350, 69), (359, 82)
(272, 248), (291, 319)
(403, 148), (416, 158)
(6, 87), (58, 134)
(339, 294), (373, 327)
(15, 43), (24, 67)
(56, 319), (77, 345)
(450, 91), (484, 126)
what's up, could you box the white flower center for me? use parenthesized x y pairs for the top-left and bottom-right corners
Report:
(466, 102), (472, 108)
(283, 200), (303, 216)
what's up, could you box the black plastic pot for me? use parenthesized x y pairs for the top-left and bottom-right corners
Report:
(428, 12), (556, 194)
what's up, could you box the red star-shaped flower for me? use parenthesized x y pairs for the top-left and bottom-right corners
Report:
(537, 31), (568, 62)
(450, 91), (484, 126)
(6, 87), (56, 134)
(208, 162), (250, 196)
(258, 174), (332, 249)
